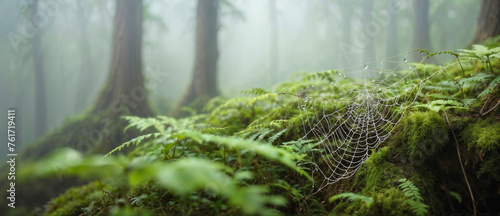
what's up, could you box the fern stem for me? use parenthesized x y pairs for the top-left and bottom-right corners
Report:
(481, 100), (500, 117)
(444, 112), (476, 216)
(486, 56), (493, 73)
(456, 56), (465, 77)
(473, 93), (492, 123)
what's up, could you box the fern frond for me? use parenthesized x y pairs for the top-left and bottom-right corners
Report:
(268, 128), (288, 144)
(459, 72), (493, 86)
(241, 88), (270, 96)
(478, 75), (500, 98)
(398, 178), (429, 216)
(329, 192), (373, 206)
(106, 133), (162, 157)
(248, 93), (277, 106)
(449, 191), (462, 203)
(301, 70), (338, 82)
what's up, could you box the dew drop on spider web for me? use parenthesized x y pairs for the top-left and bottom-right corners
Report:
(364, 64), (368, 70)
(304, 98), (308, 103)
(404, 58), (407, 63)
(301, 105), (306, 109)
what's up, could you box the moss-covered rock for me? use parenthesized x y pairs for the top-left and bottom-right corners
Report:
(462, 118), (500, 180)
(391, 111), (449, 166)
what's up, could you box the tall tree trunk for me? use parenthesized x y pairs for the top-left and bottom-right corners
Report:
(469, 0), (500, 45)
(92, 0), (152, 117)
(361, 0), (376, 63)
(31, 0), (48, 138)
(339, 7), (353, 67)
(386, 6), (398, 58)
(75, 0), (94, 113)
(411, 0), (432, 61)
(171, 0), (219, 117)
(269, 0), (278, 86)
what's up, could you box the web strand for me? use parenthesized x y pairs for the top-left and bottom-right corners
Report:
(289, 51), (466, 191)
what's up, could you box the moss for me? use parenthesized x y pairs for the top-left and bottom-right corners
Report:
(45, 181), (117, 216)
(391, 111), (449, 166)
(301, 198), (328, 216)
(462, 118), (500, 180)
(351, 147), (404, 193)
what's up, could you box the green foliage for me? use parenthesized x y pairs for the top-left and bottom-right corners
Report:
(300, 70), (338, 82)
(22, 44), (500, 215)
(398, 178), (429, 216)
(329, 192), (374, 207)
(458, 45), (500, 63)
(45, 181), (117, 216)
(462, 118), (500, 180)
(478, 75), (500, 98)
(449, 191), (462, 203)
(391, 112), (449, 166)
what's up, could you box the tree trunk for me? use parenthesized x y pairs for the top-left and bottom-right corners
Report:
(386, 7), (398, 58)
(469, 0), (500, 45)
(269, 0), (278, 86)
(31, 0), (48, 138)
(411, 0), (432, 61)
(339, 7), (353, 67)
(171, 0), (219, 117)
(361, 0), (376, 63)
(75, 0), (94, 113)
(92, 0), (152, 117)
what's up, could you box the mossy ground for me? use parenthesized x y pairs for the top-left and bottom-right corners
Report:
(4, 48), (500, 216)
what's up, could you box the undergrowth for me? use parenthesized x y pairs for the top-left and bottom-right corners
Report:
(7, 44), (500, 216)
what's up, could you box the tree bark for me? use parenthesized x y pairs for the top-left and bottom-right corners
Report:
(171, 0), (219, 117)
(269, 0), (278, 85)
(92, 0), (153, 117)
(411, 0), (432, 61)
(469, 0), (500, 45)
(75, 0), (94, 113)
(386, 7), (398, 58)
(31, 0), (48, 138)
(361, 0), (376, 63)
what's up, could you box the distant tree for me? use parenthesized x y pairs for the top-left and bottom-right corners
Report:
(92, 0), (153, 117)
(269, 0), (278, 85)
(338, 1), (354, 67)
(386, 0), (399, 58)
(75, 0), (94, 113)
(469, 0), (500, 44)
(31, 0), (48, 137)
(172, 0), (219, 117)
(361, 0), (376, 63)
(411, 0), (432, 61)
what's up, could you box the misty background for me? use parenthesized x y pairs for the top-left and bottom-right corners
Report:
(0, 0), (479, 151)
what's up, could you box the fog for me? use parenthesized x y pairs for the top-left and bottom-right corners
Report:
(0, 0), (480, 148)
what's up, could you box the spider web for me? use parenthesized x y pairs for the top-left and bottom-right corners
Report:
(292, 51), (457, 190)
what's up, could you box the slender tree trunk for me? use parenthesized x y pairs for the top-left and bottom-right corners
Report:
(92, 0), (152, 117)
(339, 8), (352, 67)
(361, 0), (376, 63)
(75, 0), (94, 113)
(386, 8), (398, 58)
(411, 0), (432, 61)
(171, 0), (219, 117)
(469, 0), (500, 45)
(31, 0), (48, 138)
(269, 0), (278, 85)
